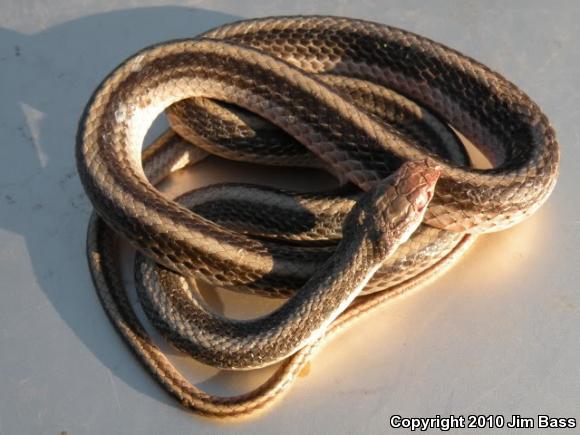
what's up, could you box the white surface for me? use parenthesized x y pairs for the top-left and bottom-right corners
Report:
(1, 1), (579, 434)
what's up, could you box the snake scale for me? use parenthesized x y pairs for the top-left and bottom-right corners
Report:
(76, 16), (559, 417)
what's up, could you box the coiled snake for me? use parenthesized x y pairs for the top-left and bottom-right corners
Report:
(76, 16), (559, 417)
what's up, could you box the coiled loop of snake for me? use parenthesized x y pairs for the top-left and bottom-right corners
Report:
(77, 16), (559, 416)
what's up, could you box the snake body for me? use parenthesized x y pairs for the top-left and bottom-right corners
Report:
(77, 16), (559, 416)
(138, 161), (439, 369)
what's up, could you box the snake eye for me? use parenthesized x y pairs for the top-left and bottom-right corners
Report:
(413, 189), (432, 213)
(415, 178), (438, 213)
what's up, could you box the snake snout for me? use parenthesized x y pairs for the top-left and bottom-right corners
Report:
(393, 159), (440, 214)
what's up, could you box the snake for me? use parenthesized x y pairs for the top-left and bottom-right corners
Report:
(76, 16), (560, 417)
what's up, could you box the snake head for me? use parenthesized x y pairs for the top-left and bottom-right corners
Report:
(393, 158), (440, 215)
(348, 159), (440, 257)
